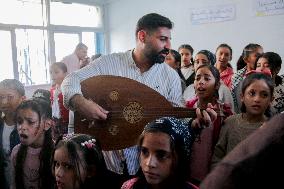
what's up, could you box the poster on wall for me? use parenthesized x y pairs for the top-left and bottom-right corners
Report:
(190, 4), (236, 25)
(253, 0), (284, 16)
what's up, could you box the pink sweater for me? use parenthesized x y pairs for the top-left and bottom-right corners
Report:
(11, 144), (41, 189)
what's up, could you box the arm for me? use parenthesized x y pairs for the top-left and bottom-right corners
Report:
(61, 59), (109, 120)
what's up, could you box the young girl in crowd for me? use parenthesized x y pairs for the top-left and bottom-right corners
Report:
(121, 117), (197, 189)
(165, 49), (186, 91)
(232, 43), (263, 113)
(178, 44), (195, 86)
(183, 50), (234, 111)
(11, 97), (54, 189)
(215, 44), (234, 89)
(256, 52), (284, 115)
(53, 133), (111, 189)
(186, 64), (233, 183)
(211, 73), (273, 168)
(50, 62), (69, 140)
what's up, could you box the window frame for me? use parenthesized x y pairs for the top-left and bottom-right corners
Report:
(0, 0), (105, 86)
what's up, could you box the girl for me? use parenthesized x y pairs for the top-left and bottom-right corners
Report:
(183, 50), (234, 111)
(11, 97), (55, 189)
(211, 73), (273, 168)
(255, 52), (284, 115)
(186, 64), (233, 183)
(165, 49), (181, 70)
(121, 117), (197, 189)
(215, 44), (234, 89)
(178, 44), (195, 86)
(232, 43), (263, 112)
(50, 62), (69, 140)
(165, 49), (186, 91)
(52, 133), (111, 189)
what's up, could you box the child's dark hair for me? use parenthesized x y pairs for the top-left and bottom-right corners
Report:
(237, 43), (262, 70)
(50, 62), (67, 73)
(0, 79), (25, 96)
(240, 73), (274, 117)
(32, 89), (51, 105)
(196, 64), (221, 98)
(15, 98), (54, 189)
(169, 49), (181, 66)
(257, 52), (283, 86)
(178, 44), (194, 64)
(216, 43), (233, 68)
(52, 134), (107, 188)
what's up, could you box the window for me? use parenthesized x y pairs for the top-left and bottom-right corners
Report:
(0, 1), (104, 86)
(50, 2), (101, 27)
(0, 31), (13, 81)
(0, 0), (46, 26)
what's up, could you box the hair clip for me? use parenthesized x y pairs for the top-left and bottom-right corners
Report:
(63, 133), (75, 141)
(81, 139), (96, 149)
(33, 91), (45, 99)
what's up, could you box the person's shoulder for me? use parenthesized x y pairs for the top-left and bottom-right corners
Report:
(224, 114), (240, 124)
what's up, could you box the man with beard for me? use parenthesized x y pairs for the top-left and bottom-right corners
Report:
(61, 13), (216, 188)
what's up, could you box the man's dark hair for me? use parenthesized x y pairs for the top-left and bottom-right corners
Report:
(135, 13), (173, 37)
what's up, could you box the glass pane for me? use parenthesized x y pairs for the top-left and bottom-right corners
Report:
(0, 0), (46, 26)
(54, 33), (79, 62)
(0, 31), (14, 81)
(16, 29), (49, 85)
(82, 32), (96, 57)
(50, 2), (101, 27)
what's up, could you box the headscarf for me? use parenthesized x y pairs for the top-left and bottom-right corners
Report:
(197, 50), (216, 66)
(143, 117), (195, 158)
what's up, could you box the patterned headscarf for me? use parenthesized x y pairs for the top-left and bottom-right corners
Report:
(197, 50), (216, 66)
(143, 117), (195, 158)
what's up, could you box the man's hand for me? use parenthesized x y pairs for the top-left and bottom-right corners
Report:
(192, 103), (217, 129)
(71, 95), (109, 120)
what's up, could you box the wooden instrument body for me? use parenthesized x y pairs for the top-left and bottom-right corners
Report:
(75, 75), (195, 150)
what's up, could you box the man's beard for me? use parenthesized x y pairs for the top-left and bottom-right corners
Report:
(148, 48), (170, 64)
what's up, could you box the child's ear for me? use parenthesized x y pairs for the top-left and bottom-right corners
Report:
(44, 118), (53, 131)
(241, 93), (244, 102)
(21, 95), (26, 101)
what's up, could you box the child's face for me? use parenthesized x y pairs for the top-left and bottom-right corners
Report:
(241, 79), (272, 116)
(179, 48), (192, 67)
(216, 47), (231, 68)
(194, 67), (217, 100)
(256, 57), (272, 75)
(245, 47), (263, 70)
(54, 146), (86, 189)
(0, 89), (24, 115)
(50, 66), (67, 85)
(140, 132), (175, 186)
(165, 52), (179, 69)
(16, 108), (46, 147)
(194, 53), (210, 72)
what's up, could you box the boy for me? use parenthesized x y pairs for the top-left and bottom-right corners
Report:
(0, 79), (25, 188)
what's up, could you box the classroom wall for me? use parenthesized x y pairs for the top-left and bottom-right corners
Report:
(104, 0), (284, 74)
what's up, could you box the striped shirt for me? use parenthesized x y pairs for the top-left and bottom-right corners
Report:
(61, 49), (183, 175)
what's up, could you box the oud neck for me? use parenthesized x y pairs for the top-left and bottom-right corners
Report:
(149, 107), (197, 119)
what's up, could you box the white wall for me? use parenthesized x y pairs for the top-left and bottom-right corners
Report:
(104, 0), (284, 74)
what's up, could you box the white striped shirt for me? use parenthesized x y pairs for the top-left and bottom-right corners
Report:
(61, 49), (183, 175)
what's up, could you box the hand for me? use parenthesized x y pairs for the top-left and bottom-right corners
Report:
(71, 95), (109, 120)
(192, 103), (217, 129)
